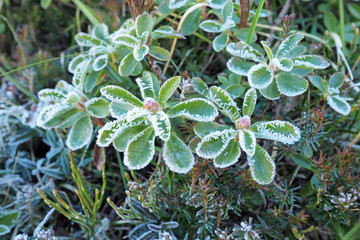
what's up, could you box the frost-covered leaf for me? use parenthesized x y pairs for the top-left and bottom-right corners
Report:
(135, 13), (153, 37)
(199, 20), (224, 33)
(118, 52), (137, 76)
(196, 129), (237, 159)
(188, 136), (201, 153)
(93, 54), (108, 71)
(308, 75), (327, 94)
(113, 124), (148, 151)
(163, 132), (195, 173)
(273, 58), (293, 72)
(276, 33), (304, 59)
(167, 98), (218, 122)
(284, 45), (307, 59)
(226, 41), (264, 62)
(207, 0), (228, 9)
(259, 80), (281, 100)
(276, 72), (308, 96)
(38, 89), (66, 102)
(293, 55), (330, 69)
(260, 41), (273, 60)
(239, 129), (256, 157)
(100, 85), (143, 107)
(109, 102), (134, 119)
(329, 72), (345, 89)
(247, 64), (274, 89)
(210, 86), (241, 122)
(75, 32), (106, 47)
(72, 59), (91, 88)
(125, 107), (151, 122)
(158, 76), (181, 105)
(148, 46), (170, 61)
(148, 110), (171, 141)
(327, 95), (351, 116)
(111, 34), (140, 48)
(226, 85), (245, 100)
(136, 72), (157, 99)
(213, 32), (229, 52)
(181, 8), (201, 35)
(37, 104), (79, 129)
(168, 0), (190, 9)
(221, 0), (234, 22)
(68, 54), (88, 74)
(151, 26), (185, 39)
(214, 139), (241, 168)
(0, 225), (10, 236)
(85, 98), (110, 118)
(192, 77), (210, 97)
(85, 71), (100, 93)
(226, 57), (255, 76)
(242, 88), (257, 117)
(133, 44), (149, 61)
(194, 122), (231, 139)
(124, 126), (155, 170)
(92, 23), (109, 41)
(248, 144), (275, 185)
(250, 120), (301, 144)
(66, 115), (93, 150)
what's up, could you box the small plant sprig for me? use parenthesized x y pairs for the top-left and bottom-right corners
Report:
(195, 87), (301, 184)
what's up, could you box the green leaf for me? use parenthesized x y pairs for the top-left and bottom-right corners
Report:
(248, 144), (275, 185)
(181, 8), (202, 35)
(276, 72), (308, 96)
(213, 139), (241, 168)
(324, 11), (339, 31)
(233, 28), (257, 43)
(167, 98), (218, 122)
(226, 85), (245, 99)
(169, 0), (190, 9)
(163, 132), (195, 173)
(259, 80), (281, 100)
(273, 58), (293, 72)
(329, 72), (345, 89)
(308, 75), (328, 94)
(210, 86), (241, 122)
(72, 59), (91, 88)
(227, 58), (255, 76)
(85, 97), (110, 118)
(284, 45), (307, 59)
(124, 126), (155, 170)
(226, 41), (264, 62)
(135, 13), (154, 37)
(0, 210), (18, 228)
(85, 70), (100, 92)
(68, 54), (88, 74)
(148, 46), (170, 61)
(37, 105), (79, 129)
(75, 32), (106, 47)
(111, 34), (140, 48)
(242, 88), (257, 117)
(221, 0), (234, 21)
(38, 89), (66, 102)
(136, 72), (157, 99)
(149, 111), (171, 141)
(158, 76), (181, 105)
(113, 124), (148, 152)
(348, 3), (360, 19)
(151, 26), (185, 40)
(291, 153), (316, 172)
(250, 120), (301, 144)
(194, 122), (231, 139)
(192, 77), (210, 97)
(260, 40), (273, 60)
(239, 129), (256, 156)
(276, 33), (304, 59)
(213, 32), (229, 52)
(293, 55), (330, 69)
(188, 136), (202, 153)
(41, 0), (52, 9)
(92, 23), (109, 41)
(66, 115), (93, 150)
(133, 44), (149, 61)
(199, 20), (224, 33)
(247, 64), (274, 89)
(118, 52), (137, 76)
(0, 225), (10, 236)
(196, 129), (237, 159)
(100, 85), (143, 107)
(93, 54), (108, 71)
(207, 0), (228, 8)
(109, 102), (134, 119)
(327, 95), (351, 115)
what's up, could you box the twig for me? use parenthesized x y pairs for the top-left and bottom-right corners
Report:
(266, 0), (291, 43)
(145, 55), (167, 82)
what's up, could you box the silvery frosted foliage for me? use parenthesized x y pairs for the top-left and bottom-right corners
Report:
(36, 80), (110, 151)
(109, 13), (184, 76)
(226, 33), (330, 99)
(168, 0), (228, 9)
(194, 87), (301, 184)
(309, 72), (352, 115)
(97, 71), (218, 173)
(198, 0), (235, 52)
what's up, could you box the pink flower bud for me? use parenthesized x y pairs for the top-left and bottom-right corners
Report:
(143, 98), (159, 113)
(236, 115), (251, 129)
